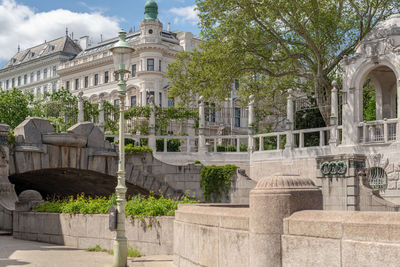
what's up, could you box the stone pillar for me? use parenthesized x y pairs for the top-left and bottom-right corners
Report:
(98, 97), (105, 133)
(148, 95), (156, 151)
(198, 96), (207, 153)
(249, 175), (322, 267)
(0, 124), (18, 232)
(78, 91), (84, 123)
(329, 81), (339, 146)
(248, 95), (255, 152)
(285, 89), (294, 149)
(397, 79), (400, 142)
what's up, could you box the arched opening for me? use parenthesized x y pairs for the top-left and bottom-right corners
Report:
(361, 65), (398, 122)
(9, 168), (149, 198)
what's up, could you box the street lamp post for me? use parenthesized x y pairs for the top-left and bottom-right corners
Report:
(110, 29), (134, 267)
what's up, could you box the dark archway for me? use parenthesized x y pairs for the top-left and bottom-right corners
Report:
(9, 168), (149, 198)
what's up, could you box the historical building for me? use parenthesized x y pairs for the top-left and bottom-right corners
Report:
(0, 36), (82, 96)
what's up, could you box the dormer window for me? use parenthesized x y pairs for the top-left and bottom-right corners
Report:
(12, 58), (16, 63)
(149, 29), (153, 34)
(31, 52), (35, 58)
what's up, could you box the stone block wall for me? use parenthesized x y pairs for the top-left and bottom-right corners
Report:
(174, 204), (250, 267)
(282, 210), (400, 266)
(13, 212), (174, 255)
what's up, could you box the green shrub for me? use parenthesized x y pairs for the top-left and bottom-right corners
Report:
(216, 144), (236, 152)
(7, 130), (16, 145)
(33, 193), (197, 218)
(156, 138), (182, 152)
(125, 144), (152, 154)
(200, 164), (238, 202)
(194, 160), (201, 164)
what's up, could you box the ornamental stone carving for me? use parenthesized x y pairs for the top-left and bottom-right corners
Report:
(0, 147), (8, 168)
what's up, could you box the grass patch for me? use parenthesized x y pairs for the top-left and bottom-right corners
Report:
(87, 245), (142, 258)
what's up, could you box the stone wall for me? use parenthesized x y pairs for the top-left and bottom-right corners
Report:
(13, 212), (173, 255)
(174, 204), (250, 267)
(282, 210), (400, 266)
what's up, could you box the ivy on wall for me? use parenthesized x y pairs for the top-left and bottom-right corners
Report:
(200, 164), (238, 202)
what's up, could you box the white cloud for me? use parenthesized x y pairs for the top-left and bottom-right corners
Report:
(0, 0), (120, 63)
(169, 5), (199, 25)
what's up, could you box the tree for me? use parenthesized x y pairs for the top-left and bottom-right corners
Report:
(167, 0), (400, 124)
(0, 88), (30, 129)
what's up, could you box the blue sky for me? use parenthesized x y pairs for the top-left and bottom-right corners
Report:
(0, 0), (200, 66)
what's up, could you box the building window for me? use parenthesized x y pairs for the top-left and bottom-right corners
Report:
(0, 81), (2, 88)
(37, 87), (41, 95)
(11, 78), (15, 88)
(205, 103), (216, 123)
(146, 91), (155, 104)
(66, 81), (70, 90)
(234, 107), (241, 127)
(75, 79), (79, 90)
(53, 66), (57, 76)
(168, 98), (174, 107)
(234, 79), (239, 90)
(6, 80), (9, 89)
(159, 92), (162, 107)
(147, 58), (154, 71)
(114, 99), (120, 107)
(52, 82), (56, 91)
(30, 72), (34, 83)
(159, 60), (161, 72)
(131, 96), (137, 106)
(132, 64), (136, 77)
(37, 71), (41, 81)
(84, 76), (89, 88)
(17, 76), (21, 86)
(104, 71), (109, 83)
(43, 86), (48, 95)
(24, 74), (27, 85)
(43, 68), (48, 79)
(115, 73), (120, 81)
(94, 74), (98, 86)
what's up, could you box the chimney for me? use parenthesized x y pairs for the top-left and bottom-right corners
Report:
(79, 36), (89, 50)
(168, 22), (171, 32)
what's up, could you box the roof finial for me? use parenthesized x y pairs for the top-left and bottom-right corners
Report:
(168, 22), (171, 32)
(66, 27), (68, 36)
(17, 44), (20, 53)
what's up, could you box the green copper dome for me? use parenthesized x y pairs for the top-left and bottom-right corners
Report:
(144, 0), (158, 21)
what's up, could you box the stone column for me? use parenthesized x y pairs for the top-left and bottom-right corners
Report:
(98, 97), (105, 133)
(248, 95), (255, 152)
(285, 89), (294, 149)
(0, 124), (18, 232)
(198, 96), (207, 153)
(78, 91), (84, 123)
(148, 96), (156, 151)
(397, 80), (400, 142)
(249, 175), (322, 267)
(329, 80), (339, 146)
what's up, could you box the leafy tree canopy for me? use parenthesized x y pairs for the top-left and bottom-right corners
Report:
(167, 0), (400, 123)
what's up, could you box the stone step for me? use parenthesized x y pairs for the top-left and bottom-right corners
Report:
(0, 230), (12, 235)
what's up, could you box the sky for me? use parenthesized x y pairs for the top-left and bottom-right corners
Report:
(0, 0), (200, 67)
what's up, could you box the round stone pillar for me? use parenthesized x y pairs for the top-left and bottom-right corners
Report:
(249, 175), (322, 267)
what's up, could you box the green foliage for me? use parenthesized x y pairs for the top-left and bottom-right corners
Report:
(167, 0), (400, 123)
(86, 245), (142, 258)
(86, 245), (109, 253)
(0, 88), (30, 128)
(156, 138), (182, 152)
(125, 144), (153, 154)
(7, 130), (16, 145)
(103, 101), (119, 133)
(214, 143), (248, 152)
(363, 78), (376, 121)
(127, 247), (142, 258)
(33, 194), (197, 218)
(124, 106), (151, 120)
(194, 160), (202, 164)
(200, 164), (238, 202)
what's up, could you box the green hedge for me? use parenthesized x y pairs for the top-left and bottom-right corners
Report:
(156, 138), (181, 152)
(33, 194), (197, 218)
(125, 144), (153, 154)
(200, 164), (238, 202)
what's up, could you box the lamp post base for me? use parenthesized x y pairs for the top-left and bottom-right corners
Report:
(113, 237), (128, 267)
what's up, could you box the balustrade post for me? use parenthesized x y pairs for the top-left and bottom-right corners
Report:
(198, 96), (207, 153)
(260, 137), (263, 151)
(285, 89), (294, 149)
(148, 96), (156, 152)
(237, 137), (240, 152)
(320, 131), (325, 147)
(299, 132), (304, 148)
(384, 119), (388, 143)
(362, 123), (367, 143)
(214, 138), (217, 152)
(277, 135), (281, 150)
(248, 95), (255, 152)
(78, 91), (84, 123)
(163, 138), (167, 152)
(186, 137), (191, 152)
(329, 81), (339, 146)
(370, 125), (375, 142)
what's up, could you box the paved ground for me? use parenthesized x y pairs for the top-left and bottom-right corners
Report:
(0, 235), (174, 267)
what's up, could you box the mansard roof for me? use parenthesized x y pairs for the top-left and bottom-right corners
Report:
(1, 36), (82, 70)
(76, 30), (180, 58)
